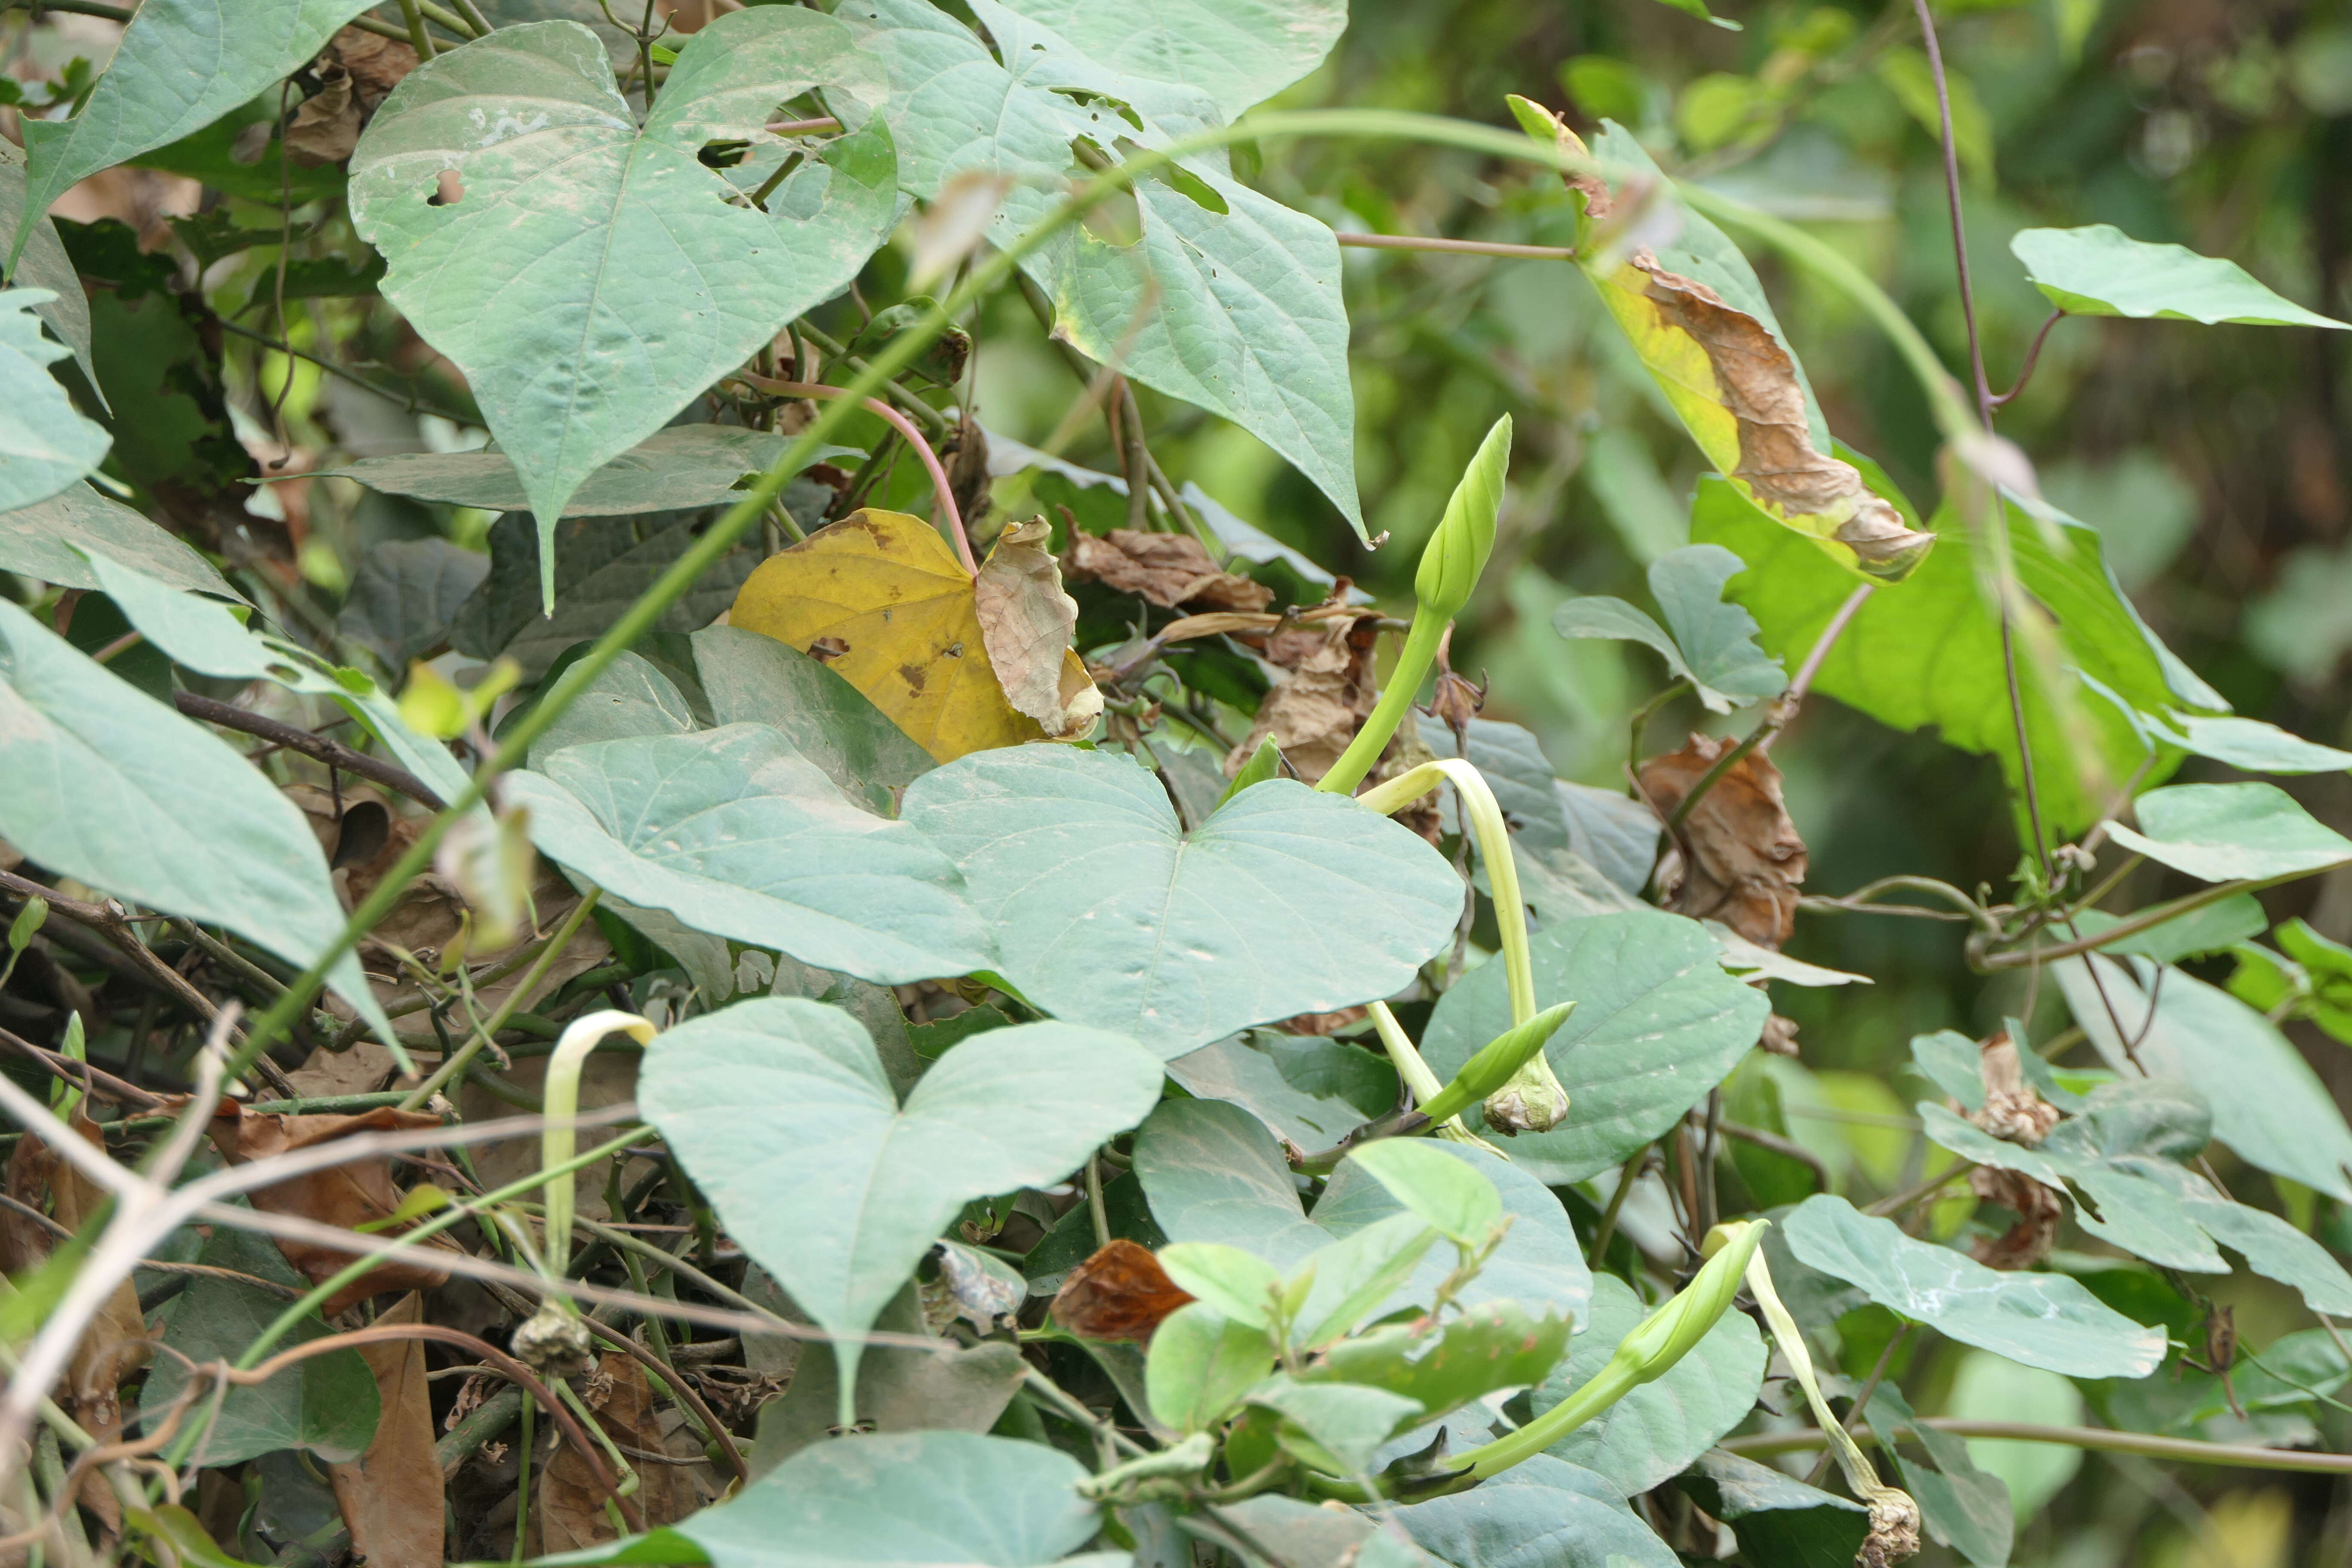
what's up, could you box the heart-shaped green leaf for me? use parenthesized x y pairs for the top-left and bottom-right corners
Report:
(509, 723), (992, 985)
(1553, 545), (1785, 713)
(1783, 1194), (2166, 1378)
(901, 747), (1462, 1058)
(1420, 910), (1771, 1184)
(2012, 224), (2350, 329)
(349, 12), (897, 600)
(1147, 1304), (1276, 1435)
(640, 997), (1163, 1403)
(2103, 782), (2352, 882)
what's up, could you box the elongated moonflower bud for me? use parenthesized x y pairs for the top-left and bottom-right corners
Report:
(1459, 1219), (1769, 1479)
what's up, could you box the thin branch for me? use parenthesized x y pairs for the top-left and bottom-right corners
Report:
(214, 317), (477, 428)
(1337, 232), (1577, 261)
(1991, 309), (2065, 407)
(729, 373), (977, 574)
(1726, 1418), (2352, 1474)
(1717, 1120), (1830, 1191)
(173, 691), (450, 810)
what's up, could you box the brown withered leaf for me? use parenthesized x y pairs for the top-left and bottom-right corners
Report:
(1067, 528), (1274, 613)
(535, 1353), (698, 1555)
(1050, 1239), (1195, 1346)
(329, 24), (417, 110)
(1223, 613), (1380, 785)
(3, 1114), (151, 1530)
(1619, 250), (1932, 579)
(283, 66), (360, 168)
(1969, 1165), (2063, 1271)
(328, 1293), (444, 1568)
(207, 1103), (456, 1312)
(972, 518), (1102, 738)
(1638, 732), (1807, 949)
(1971, 1032), (2060, 1145)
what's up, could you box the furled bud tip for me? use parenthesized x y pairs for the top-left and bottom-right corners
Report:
(1421, 1001), (1574, 1126)
(1614, 1219), (1768, 1382)
(1414, 415), (1511, 623)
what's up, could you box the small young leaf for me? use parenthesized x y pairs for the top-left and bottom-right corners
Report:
(1342, 1137), (1504, 1245)
(1145, 1302), (1277, 1434)
(1555, 545), (1785, 712)
(1156, 1242), (1287, 1330)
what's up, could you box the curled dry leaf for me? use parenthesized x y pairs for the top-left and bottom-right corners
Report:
(207, 1103), (456, 1313)
(972, 518), (1103, 739)
(1067, 528), (1275, 614)
(285, 27), (418, 168)
(732, 508), (1087, 762)
(1223, 613), (1380, 785)
(1969, 1164), (2063, 1271)
(328, 1293), (444, 1568)
(1971, 1032), (2060, 1145)
(1639, 732), (1808, 949)
(2, 1113), (150, 1530)
(533, 1352), (699, 1555)
(1050, 1239), (1197, 1346)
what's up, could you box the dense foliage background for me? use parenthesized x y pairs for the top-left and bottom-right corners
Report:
(4, 0), (2352, 1563)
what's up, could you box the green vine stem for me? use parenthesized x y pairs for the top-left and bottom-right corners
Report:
(1367, 1001), (1495, 1153)
(1456, 1219), (1767, 1478)
(397, 886), (604, 1112)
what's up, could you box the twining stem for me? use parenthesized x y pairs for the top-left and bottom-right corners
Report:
(1336, 233), (1577, 261)
(1726, 1420), (2352, 1476)
(1365, 1001), (1495, 1153)
(1319, 612), (1447, 799)
(731, 373), (977, 574)
(398, 888), (604, 1111)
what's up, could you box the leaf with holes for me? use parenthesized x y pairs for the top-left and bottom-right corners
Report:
(349, 12), (897, 603)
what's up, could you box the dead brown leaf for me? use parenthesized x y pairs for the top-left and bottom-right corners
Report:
(1626, 251), (1932, 577)
(328, 1293), (445, 1568)
(1969, 1164), (2062, 1271)
(329, 25), (417, 110)
(1067, 528), (1274, 613)
(1223, 613), (1380, 785)
(972, 518), (1102, 738)
(534, 1354), (698, 1555)
(1049, 1240), (1195, 1346)
(207, 1104), (456, 1312)
(1638, 732), (1807, 949)
(282, 67), (359, 168)
(1970, 1032), (2059, 1145)
(1279, 1007), (1370, 1036)
(2, 1113), (151, 1531)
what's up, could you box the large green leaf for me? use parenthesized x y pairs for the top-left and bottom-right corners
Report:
(901, 748), (1460, 1058)
(534, 1430), (1113, 1568)
(1553, 544), (1785, 713)
(1166, 1031), (1397, 1150)
(0, 290), (108, 510)
(2102, 781), (2352, 881)
(1692, 469), (2220, 831)
(1420, 910), (1771, 1184)
(0, 483), (236, 600)
(526, 650), (698, 764)
(313, 426), (852, 519)
(349, 13), (897, 599)
(640, 997), (1162, 1399)
(1381, 1454), (1679, 1568)
(0, 144), (97, 396)
(144, 1229), (380, 1466)
(1526, 1274), (1765, 1496)
(1133, 1100), (1590, 1322)
(692, 625), (934, 817)
(1782, 1194), (2165, 1378)
(1676, 1451), (1871, 1568)
(2011, 224), (2350, 329)
(12, 0), (374, 262)
(990, 0), (1345, 119)
(0, 599), (391, 1040)
(2056, 956), (2352, 1202)
(841, 0), (1362, 539)
(509, 724), (992, 985)
(335, 536), (490, 670)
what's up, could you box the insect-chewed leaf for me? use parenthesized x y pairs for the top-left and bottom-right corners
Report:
(732, 508), (1057, 762)
(1051, 1238), (1197, 1345)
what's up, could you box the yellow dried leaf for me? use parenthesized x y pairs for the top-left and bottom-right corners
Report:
(973, 518), (1102, 738)
(730, 509), (1083, 762)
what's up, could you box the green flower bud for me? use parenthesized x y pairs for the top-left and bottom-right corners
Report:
(1414, 415), (1511, 622)
(1482, 1048), (1572, 1135)
(1420, 1001), (1574, 1125)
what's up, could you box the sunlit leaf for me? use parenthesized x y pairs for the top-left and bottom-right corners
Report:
(2102, 782), (2352, 882)
(2012, 224), (2351, 329)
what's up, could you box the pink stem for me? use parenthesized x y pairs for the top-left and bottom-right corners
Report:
(735, 373), (976, 576)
